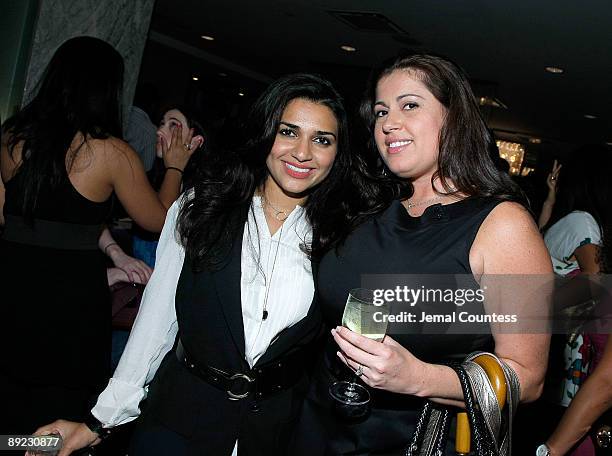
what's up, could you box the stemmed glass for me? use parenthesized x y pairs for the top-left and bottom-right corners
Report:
(329, 288), (390, 418)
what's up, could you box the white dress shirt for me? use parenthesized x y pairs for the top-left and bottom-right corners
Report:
(92, 196), (314, 454)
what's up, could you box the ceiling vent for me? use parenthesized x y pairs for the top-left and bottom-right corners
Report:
(328, 10), (405, 33)
(392, 34), (422, 47)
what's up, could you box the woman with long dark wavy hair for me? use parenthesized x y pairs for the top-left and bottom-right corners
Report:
(0, 36), (194, 436)
(37, 73), (354, 455)
(292, 53), (552, 455)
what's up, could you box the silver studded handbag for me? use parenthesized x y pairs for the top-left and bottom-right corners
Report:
(404, 352), (520, 456)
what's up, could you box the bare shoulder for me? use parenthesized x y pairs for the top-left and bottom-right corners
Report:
(471, 201), (552, 275)
(87, 136), (141, 170)
(480, 201), (536, 237)
(88, 136), (135, 159)
(0, 129), (23, 179)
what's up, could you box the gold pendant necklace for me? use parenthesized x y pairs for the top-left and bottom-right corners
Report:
(262, 196), (294, 221)
(259, 193), (295, 320)
(406, 195), (444, 209)
(261, 221), (284, 321)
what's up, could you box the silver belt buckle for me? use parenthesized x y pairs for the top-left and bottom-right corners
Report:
(227, 373), (254, 400)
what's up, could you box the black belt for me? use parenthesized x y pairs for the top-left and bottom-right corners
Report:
(2, 215), (103, 250)
(176, 340), (307, 401)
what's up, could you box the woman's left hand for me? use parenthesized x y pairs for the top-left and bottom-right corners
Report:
(108, 248), (153, 284)
(332, 326), (428, 396)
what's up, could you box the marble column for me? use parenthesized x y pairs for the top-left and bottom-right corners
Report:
(0, 0), (39, 121)
(22, 0), (156, 123)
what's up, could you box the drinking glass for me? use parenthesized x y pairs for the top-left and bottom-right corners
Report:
(329, 288), (390, 418)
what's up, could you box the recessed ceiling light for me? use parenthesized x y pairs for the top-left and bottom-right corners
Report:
(545, 66), (564, 74)
(201, 35), (215, 41)
(192, 76), (199, 81)
(340, 45), (357, 52)
(584, 114), (597, 119)
(529, 138), (542, 144)
(238, 92), (245, 97)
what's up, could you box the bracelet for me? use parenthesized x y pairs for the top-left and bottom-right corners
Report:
(103, 242), (118, 255)
(166, 166), (184, 174)
(84, 411), (113, 440)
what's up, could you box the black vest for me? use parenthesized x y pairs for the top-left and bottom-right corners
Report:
(142, 217), (322, 455)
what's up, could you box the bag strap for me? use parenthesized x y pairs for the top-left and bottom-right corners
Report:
(404, 401), (452, 456)
(404, 353), (520, 456)
(454, 362), (498, 456)
(464, 352), (520, 456)
(465, 352), (521, 456)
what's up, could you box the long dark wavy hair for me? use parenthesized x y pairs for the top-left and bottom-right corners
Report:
(358, 53), (525, 208)
(177, 73), (352, 271)
(544, 145), (612, 272)
(3, 36), (124, 220)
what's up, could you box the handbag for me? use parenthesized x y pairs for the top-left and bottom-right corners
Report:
(404, 352), (520, 456)
(110, 281), (144, 330)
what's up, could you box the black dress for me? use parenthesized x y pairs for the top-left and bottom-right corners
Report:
(0, 168), (111, 435)
(292, 197), (502, 455)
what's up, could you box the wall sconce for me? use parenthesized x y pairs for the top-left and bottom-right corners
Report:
(496, 140), (525, 176)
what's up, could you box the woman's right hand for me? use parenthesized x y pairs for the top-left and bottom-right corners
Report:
(546, 159), (562, 194)
(159, 123), (196, 172)
(30, 420), (99, 456)
(107, 248), (153, 284)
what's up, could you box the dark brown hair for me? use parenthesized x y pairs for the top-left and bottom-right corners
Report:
(360, 53), (524, 203)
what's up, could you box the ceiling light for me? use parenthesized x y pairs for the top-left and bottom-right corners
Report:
(238, 92), (245, 97)
(529, 138), (542, 144)
(496, 140), (525, 176)
(201, 35), (215, 41)
(584, 114), (597, 119)
(545, 66), (564, 74)
(478, 96), (507, 109)
(192, 76), (199, 81)
(340, 45), (356, 52)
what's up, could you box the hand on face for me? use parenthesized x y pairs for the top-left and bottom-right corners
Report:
(156, 109), (204, 163)
(264, 98), (339, 200)
(373, 70), (447, 182)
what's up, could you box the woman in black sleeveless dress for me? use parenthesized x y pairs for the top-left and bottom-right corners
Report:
(0, 36), (194, 437)
(293, 54), (552, 455)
